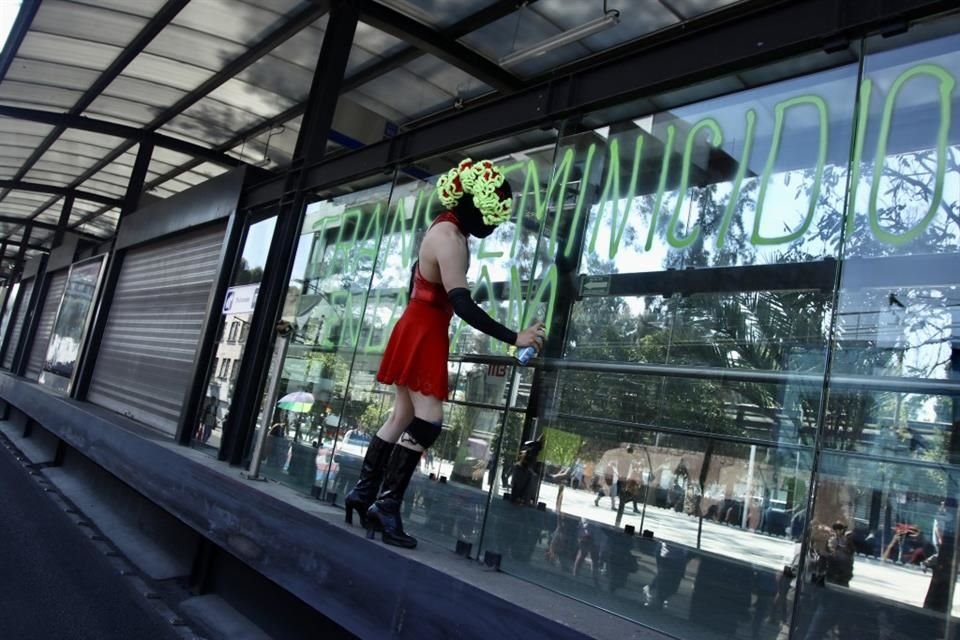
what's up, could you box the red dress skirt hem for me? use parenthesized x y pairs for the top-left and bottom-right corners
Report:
(376, 299), (452, 401)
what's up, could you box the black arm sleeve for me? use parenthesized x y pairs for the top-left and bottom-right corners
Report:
(447, 288), (517, 346)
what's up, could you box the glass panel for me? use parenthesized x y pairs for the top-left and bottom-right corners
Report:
(254, 20), (327, 76)
(172, 0), (303, 45)
(37, 149), (101, 171)
(193, 216), (276, 455)
(58, 129), (127, 153)
(0, 282), (20, 348)
(471, 48), (863, 638)
(7, 59), (101, 92)
(38, 256), (106, 393)
(0, 80), (85, 110)
(85, 94), (168, 127)
(377, 0), (500, 29)
(77, 0), (170, 19)
(144, 28), (246, 74)
(314, 131), (558, 553)
(249, 181), (392, 493)
(798, 28), (960, 640)
(460, 3), (669, 79)
(102, 74), (189, 112)
(122, 53), (218, 93)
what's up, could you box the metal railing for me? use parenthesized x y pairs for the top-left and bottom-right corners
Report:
(449, 354), (960, 397)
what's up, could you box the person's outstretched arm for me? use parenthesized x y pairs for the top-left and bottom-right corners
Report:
(432, 228), (543, 348)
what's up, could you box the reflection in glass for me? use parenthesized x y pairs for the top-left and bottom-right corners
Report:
(38, 257), (105, 394)
(0, 282), (20, 349)
(194, 216), (276, 454)
(251, 184), (390, 494)
(797, 29), (960, 640)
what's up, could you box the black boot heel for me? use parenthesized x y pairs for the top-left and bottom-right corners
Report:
(366, 527), (377, 540)
(345, 498), (370, 528)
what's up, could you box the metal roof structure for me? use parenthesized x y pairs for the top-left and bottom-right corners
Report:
(0, 0), (954, 277)
(0, 0), (751, 270)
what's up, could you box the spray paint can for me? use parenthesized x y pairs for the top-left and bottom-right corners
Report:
(516, 345), (538, 366)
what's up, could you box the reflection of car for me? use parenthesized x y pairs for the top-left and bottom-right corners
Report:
(335, 430), (371, 461)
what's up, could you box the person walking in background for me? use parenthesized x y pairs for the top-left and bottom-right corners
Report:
(643, 541), (688, 609)
(924, 498), (957, 615)
(571, 458), (585, 490)
(801, 520), (857, 640)
(196, 397), (217, 444)
(594, 460), (618, 510)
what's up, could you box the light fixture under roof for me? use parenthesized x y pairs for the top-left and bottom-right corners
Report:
(499, 6), (621, 68)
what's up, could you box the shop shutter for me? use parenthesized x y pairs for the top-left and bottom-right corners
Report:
(2, 279), (35, 370)
(25, 270), (68, 381)
(87, 224), (225, 435)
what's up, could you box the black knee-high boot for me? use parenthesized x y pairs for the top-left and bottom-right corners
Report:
(366, 417), (441, 548)
(365, 445), (423, 548)
(344, 436), (393, 528)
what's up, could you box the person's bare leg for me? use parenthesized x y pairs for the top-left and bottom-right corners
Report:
(376, 386), (414, 444)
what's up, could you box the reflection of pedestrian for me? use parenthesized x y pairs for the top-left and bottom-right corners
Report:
(572, 519), (600, 587)
(594, 461), (618, 509)
(196, 399), (217, 443)
(571, 459), (584, 489)
(924, 498), (957, 614)
(801, 521), (855, 640)
(643, 541), (687, 609)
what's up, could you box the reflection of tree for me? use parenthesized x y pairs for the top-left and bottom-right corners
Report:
(234, 257), (263, 285)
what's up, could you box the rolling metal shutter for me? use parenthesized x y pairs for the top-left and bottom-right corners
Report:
(25, 270), (68, 381)
(2, 279), (34, 370)
(88, 224), (225, 435)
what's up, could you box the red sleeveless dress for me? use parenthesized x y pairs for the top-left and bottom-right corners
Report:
(375, 212), (463, 400)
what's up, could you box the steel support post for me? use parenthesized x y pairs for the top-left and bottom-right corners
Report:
(221, 0), (364, 464)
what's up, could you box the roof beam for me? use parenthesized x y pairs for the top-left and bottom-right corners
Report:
(0, 106), (242, 168)
(0, 0), (41, 83)
(359, 2), (522, 93)
(0, 180), (119, 206)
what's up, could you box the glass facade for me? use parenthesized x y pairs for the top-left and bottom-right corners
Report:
(193, 216), (276, 454)
(238, 22), (960, 640)
(2, 8), (959, 640)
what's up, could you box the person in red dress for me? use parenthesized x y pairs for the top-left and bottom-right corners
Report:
(344, 159), (544, 548)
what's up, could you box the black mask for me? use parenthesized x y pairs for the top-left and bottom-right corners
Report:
(453, 182), (512, 238)
(454, 196), (497, 238)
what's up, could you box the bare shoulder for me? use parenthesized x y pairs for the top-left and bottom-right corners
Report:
(424, 220), (465, 253)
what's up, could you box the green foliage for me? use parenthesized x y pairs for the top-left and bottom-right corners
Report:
(542, 427), (581, 467)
